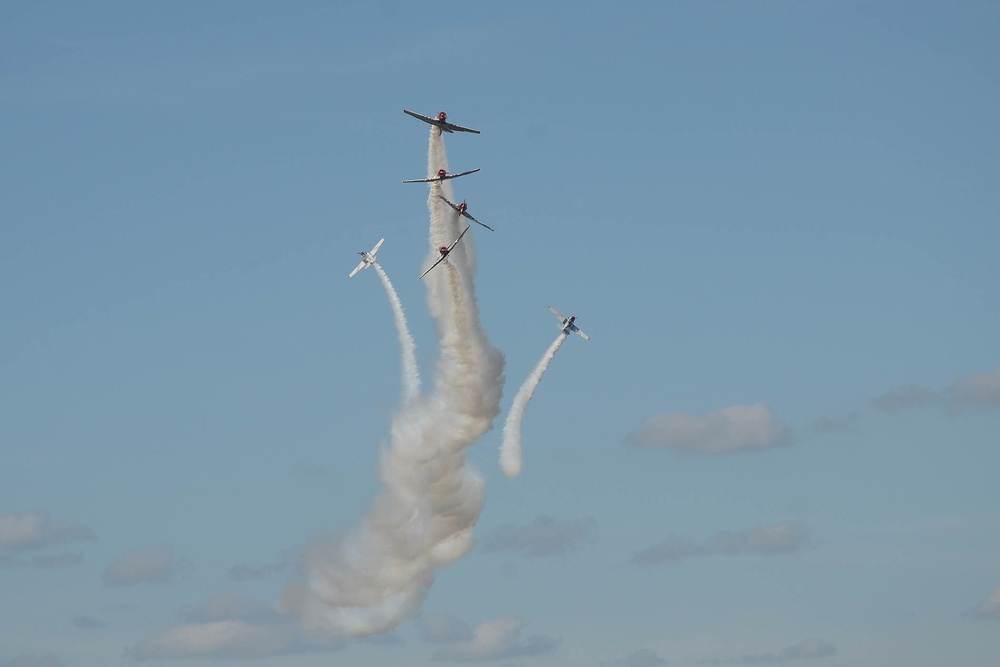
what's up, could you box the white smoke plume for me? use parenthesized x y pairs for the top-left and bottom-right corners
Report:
(292, 127), (504, 638)
(372, 262), (420, 404)
(499, 333), (568, 478)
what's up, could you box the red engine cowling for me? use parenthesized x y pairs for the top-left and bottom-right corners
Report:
(437, 112), (448, 122)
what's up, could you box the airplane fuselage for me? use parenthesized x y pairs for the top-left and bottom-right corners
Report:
(429, 113), (452, 133)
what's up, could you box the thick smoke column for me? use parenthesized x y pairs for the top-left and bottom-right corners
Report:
(293, 128), (504, 637)
(372, 263), (420, 404)
(499, 333), (567, 478)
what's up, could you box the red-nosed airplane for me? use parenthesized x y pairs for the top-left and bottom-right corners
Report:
(549, 306), (591, 341)
(438, 195), (495, 232)
(419, 226), (471, 280)
(348, 237), (384, 278)
(403, 167), (480, 184)
(403, 109), (480, 134)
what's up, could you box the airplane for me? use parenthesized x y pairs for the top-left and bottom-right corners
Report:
(548, 306), (591, 341)
(438, 195), (495, 232)
(419, 225), (471, 280)
(348, 237), (384, 278)
(403, 167), (480, 184)
(403, 109), (481, 134)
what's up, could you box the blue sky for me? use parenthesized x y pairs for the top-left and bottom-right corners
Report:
(2, 2), (998, 666)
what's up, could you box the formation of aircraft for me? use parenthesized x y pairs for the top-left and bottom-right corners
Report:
(348, 237), (384, 278)
(438, 195), (495, 232)
(404, 109), (481, 135)
(548, 306), (590, 341)
(348, 110), (591, 338)
(403, 167), (480, 184)
(419, 225), (471, 280)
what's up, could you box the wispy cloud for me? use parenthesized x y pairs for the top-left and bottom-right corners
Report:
(2, 551), (84, 570)
(809, 412), (860, 434)
(0, 510), (95, 552)
(227, 559), (290, 582)
(871, 366), (1000, 414)
(969, 585), (1000, 618)
(420, 613), (475, 644)
(870, 385), (940, 413)
(432, 617), (559, 662)
(608, 648), (668, 667)
(132, 620), (338, 659)
(132, 593), (341, 660)
(949, 367), (1000, 408)
(103, 545), (180, 587)
(71, 615), (107, 630)
(633, 522), (811, 566)
(32, 552), (84, 569)
(0, 656), (64, 667)
(178, 592), (285, 624)
(700, 638), (836, 664)
(742, 638), (835, 663)
(360, 630), (405, 647)
(485, 516), (597, 557)
(626, 402), (790, 454)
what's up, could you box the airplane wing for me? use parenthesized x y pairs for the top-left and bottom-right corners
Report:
(368, 237), (385, 256)
(571, 326), (591, 341)
(348, 260), (367, 279)
(419, 255), (447, 280)
(548, 306), (567, 322)
(403, 110), (481, 134)
(403, 109), (435, 124)
(404, 109), (451, 131)
(443, 121), (480, 134)
(448, 224), (471, 250)
(443, 168), (480, 180)
(438, 195), (461, 213)
(404, 168), (480, 184)
(464, 212), (495, 232)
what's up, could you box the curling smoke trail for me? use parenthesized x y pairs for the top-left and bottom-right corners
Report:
(293, 127), (504, 638)
(372, 263), (420, 404)
(499, 333), (568, 478)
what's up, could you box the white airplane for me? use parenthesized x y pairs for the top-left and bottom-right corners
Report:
(348, 237), (385, 278)
(403, 167), (480, 184)
(438, 195), (495, 232)
(549, 306), (590, 341)
(419, 226), (471, 280)
(403, 109), (480, 134)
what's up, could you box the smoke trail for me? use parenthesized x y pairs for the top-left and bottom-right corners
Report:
(427, 127), (476, 276)
(499, 333), (568, 478)
(293, 127), (504, 638)
(372, 262), (420, 404)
